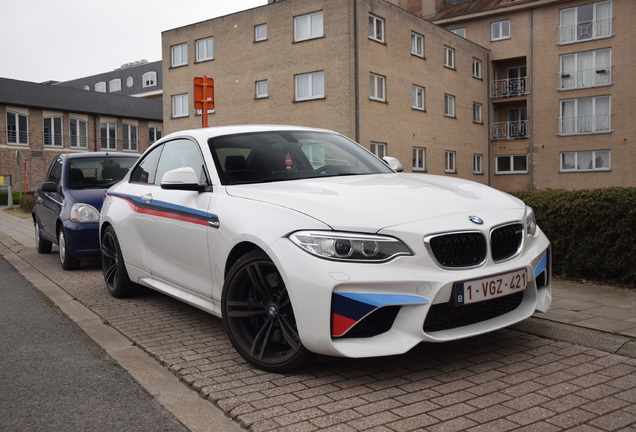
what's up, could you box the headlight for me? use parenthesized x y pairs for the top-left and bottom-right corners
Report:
(289, 231), (412, 262)
(70, 203), (100, 223)
(526, 206), (537, 236)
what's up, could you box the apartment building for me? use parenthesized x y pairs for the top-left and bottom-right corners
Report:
(161, 0), (492, 184)
(0, 78), (162, 192)
(416, 0), (635, 190)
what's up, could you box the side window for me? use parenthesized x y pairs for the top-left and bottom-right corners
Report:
(46, 158), (63, 185)
(130, 145), (163, 184)
(154, 139), (206, 186)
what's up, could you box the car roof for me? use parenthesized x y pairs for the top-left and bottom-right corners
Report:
(158, 125), (334, 144)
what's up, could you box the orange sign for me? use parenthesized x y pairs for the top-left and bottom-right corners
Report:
(194, 76), (214, 127)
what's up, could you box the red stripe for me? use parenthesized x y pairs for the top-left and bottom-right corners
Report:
(115, 196), (209, 227)
(331, 313), (358, 337)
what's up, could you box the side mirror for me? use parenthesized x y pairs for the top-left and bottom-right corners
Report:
(383, 156), (404, 172)
(41, 182), (58, 193)
(160, 167), (205, 191)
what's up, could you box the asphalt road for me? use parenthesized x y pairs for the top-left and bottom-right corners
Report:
(0, 255), (188, 432)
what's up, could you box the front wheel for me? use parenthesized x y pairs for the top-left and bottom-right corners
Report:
(222, 250), (313, 373)
(58, 228), (80, 270)
(101, 226), (135, 298)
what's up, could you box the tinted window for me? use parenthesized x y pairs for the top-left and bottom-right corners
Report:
(46, 158), (63, 185)
(130, 145), (163, 184)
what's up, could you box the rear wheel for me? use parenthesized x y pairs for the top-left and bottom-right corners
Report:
(101, 226), (135, 298)
(58, 229), (80, 270)
(222, 250), (313, 373)
(34, 220), (52, 254)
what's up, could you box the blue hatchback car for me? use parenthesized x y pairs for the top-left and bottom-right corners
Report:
(33, 152), (138, 270)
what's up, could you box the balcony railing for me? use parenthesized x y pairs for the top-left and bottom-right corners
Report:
(491, 77), (528, 99)
(558, 18), (612, 44)
(559, 67), (611, 90)
(491, 120), (528, 140)
(559, 114), (611, 135)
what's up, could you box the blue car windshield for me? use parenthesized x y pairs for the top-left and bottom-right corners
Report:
(209, 131), (393, 185)
(68, 157), (137, 189)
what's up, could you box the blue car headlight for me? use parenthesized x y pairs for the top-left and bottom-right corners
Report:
(70, 203), (100, 223)
(289, 231), (412, 262)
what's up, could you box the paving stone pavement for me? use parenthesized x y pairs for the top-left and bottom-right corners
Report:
(1, 207), (635, 431)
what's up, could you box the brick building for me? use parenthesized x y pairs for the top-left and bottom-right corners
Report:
(0, 78), (162, 192)
(161, 0), (492, 185)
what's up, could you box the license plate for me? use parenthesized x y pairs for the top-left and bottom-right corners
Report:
(454, 268), (527, 306)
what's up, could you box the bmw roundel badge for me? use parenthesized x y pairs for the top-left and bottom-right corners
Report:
(469, 215), (483, 225)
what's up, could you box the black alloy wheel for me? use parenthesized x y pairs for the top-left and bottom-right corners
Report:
(101, 225), (135, 298)
(222, 250), (313, 373)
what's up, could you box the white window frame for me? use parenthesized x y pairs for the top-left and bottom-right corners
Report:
(95, 82), (106, 93)
(172, 93), (189, 118)
(109, 79), (121, 93)
(149, 126), (163, 143)
(256, 80), (268, 99)
(171, 43), (188, 67)
(491, 20), (511, 41)
(370, 73), (386, 102)
(473, 154), (483, 174)
(445, 151), (456, 173)
(444, 46), (455, 69)
(255, 24), (268, 42)
(6, 111), (28, 145)
(559, 48), (611, 90)
(295, 71), (324, 101)
(496, 154), (528, 174)
(411, 32), (424, 57)
(473, 102), (483, 124)
(560, 150), (611, 172)
(294, 11), (323, 42)
(413, 147), (426, 172)
(122, 123), (138, 152)
(100, 121), (117, 150)
(412, 85), (425, 111)
(143, 72), (157, 88)
(70, 118), (88, 149)
(444, 94), (455, 117)
(450, 28), (466, 38)
(559, 1), (612, 44)
(371, 142), (387, 158)
(196, 37), (213, 62)
(43, 116), (63, 147)
(472, 58), (482, 79)
(369, 14), (385, 43)
(560, 95), (611, 135)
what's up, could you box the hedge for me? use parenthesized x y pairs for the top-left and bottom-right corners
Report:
(511, 187), (636, 286)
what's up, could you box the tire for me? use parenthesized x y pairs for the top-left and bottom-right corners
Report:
(34, 220), (52, 254)
(58, 228), (80, 270)
(101, 226), (135, 298)
(222, 250), (313, 373)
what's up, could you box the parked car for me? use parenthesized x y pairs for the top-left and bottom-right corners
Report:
(100, 125), (551, 372)
(33, 152), (138, 270)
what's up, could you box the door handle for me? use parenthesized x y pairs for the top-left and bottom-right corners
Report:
(141, 193), (153, 204)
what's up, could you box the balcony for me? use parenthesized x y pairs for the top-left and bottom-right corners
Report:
(491, 77), (528, 99)
(559, 114), (611, 136)
(559, 67), (611, 90)
(491, 120), (528, 140)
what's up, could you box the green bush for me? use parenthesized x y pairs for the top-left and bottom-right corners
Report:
(511, 187), (636, 286)
(0, 192), (22, 206)
(19, 194), (35, 212)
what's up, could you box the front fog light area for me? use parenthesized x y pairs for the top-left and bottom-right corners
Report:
(70, 203), (100, 223)
(290, 231), (412, 262)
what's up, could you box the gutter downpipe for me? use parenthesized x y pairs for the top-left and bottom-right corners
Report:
(354, 0), (361, 143)
(529, 9), (534, 191)
(487, 52), (492, 187)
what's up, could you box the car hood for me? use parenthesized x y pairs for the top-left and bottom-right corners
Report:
(225, 173), (524, 231)
(65, 188), (108, 211)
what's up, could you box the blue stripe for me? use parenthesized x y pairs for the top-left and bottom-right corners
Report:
(535, 252), (548, 278)
(108, 192), (217, 221)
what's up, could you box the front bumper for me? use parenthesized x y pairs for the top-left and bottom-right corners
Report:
(63, 221), (101, 258)
(268, 234), (551, 358)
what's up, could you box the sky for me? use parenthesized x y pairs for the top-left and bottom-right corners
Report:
(0, 0), (267, 83)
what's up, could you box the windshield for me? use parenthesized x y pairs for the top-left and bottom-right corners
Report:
(68, 157), (137, 190)
(209, 131), (393, 185)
